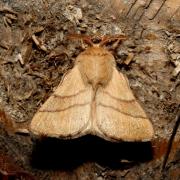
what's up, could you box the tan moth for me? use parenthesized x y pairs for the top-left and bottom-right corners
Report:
(30, 35), (154, 142)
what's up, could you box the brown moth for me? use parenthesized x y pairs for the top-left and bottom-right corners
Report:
(30, 35), (154, 142)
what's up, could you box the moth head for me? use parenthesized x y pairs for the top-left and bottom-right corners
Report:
(67, 34), (127, 48)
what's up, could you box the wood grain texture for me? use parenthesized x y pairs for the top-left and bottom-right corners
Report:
(30, 45), (154, 141)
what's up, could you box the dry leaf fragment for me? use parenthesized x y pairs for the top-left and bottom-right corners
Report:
(15, 128), (30, 135)
(32, 34), (47, 52)
(15, 53), (24, 65)
(32, 26), (44, 34)
(0, 41), (9, 50)
(20, 42), (32, 64)
(2, 12), (17, 26)
(5, 13), (17, 20)
(0, 108), (15, 134)
(124, 52), (134, 65)
(0, 4), (18, 15)
(172, 61), (180, 77)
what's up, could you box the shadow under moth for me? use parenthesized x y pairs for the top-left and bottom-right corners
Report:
(30, 34), (154, 142)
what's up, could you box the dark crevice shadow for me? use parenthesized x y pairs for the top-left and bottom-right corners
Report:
(31, 135), (153, 170)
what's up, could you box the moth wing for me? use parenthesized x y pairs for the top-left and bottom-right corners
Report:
(30, 66), (92, 138)
(95, 68), (154, 141)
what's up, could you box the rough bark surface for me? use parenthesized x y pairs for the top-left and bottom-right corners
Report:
(0, 0), (179, 179)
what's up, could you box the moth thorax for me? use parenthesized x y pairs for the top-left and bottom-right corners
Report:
(78, 48), (114, 89)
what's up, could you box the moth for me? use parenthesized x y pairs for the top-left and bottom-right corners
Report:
(30, 35), (154, 142)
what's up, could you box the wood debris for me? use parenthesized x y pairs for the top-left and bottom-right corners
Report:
(32, 34), (47, 52)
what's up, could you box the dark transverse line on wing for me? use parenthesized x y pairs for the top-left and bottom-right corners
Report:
(52, 89), (87, 99)
(99, 103), (147, 119)
(39, 103), (90, 112)
(39, 101), (146, 119)
(103, 91), (136, 103)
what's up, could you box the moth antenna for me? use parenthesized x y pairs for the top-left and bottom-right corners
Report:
(67, 34), (94, 46)
(99, 34), (127, 46)
(162, 109), (180, 171)
(67, 34), (127, 47)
